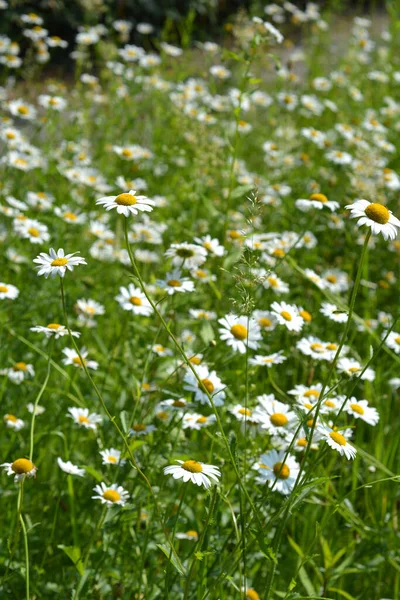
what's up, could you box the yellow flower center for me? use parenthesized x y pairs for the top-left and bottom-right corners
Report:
(326, 343), (338, 351)
(0, 285), (8, 292)
(196, 416), (207, 424)
(324, 400), (336, 408)
(267, 277), (278, 287)
(64, 212), (77, 221)
(348, 367), (360, 373)
(28, 227), (40, 237)
(186, 530), (199, 538)
(273, 248), (285, 258)
(51, 257), (68, 267)
(103, 489), (121, 502)
(157, 411), (169, 420)
(167, 279), (181, 287)
(115, 193), (137, 206)
(238, 408), (251, 416)
(18, 105), (29, 115)
(246, 590), (260, 600)
(129, 296), (142, 306)
(13, 362), (27, 371)
(12, 458), (34, 474)
(329, 431), (347, 446)
(297, 438), (307, 447)
(310, 343), (325, 352)
(78, 415), (89, 424)
(199, 378), (215, 394)
(299, 310), (312, 322)
(364, 203), (390, 225)
(304, 389), (320, 397)
(258, 317), (271, 328)
(130, 423), (147, 434)
(73, 356), (87, 367)
(189, 356), (201, 365)
(121, 148), (133, 157)
(395, 336), (400, 345)
(309, 193), (328, 203)
(270, 413), (288, 427)
(326, 275), (337, 283)
(107, 456), (118, 464)
(350, 403), (364, 415)
(172, 400), (186, 407)
(273, 462), (290, 479)
(6, 132), (15, 139)
(47, 323), (61, 329)
(230, 324), (248, 340)
(304, 403), (313, 409)
(5, 414), (18, 422)
(280, 311), (292, 321)
(182, 460), (203, 473)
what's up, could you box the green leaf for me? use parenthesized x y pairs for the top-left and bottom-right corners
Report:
(120, 410), (129, 433)
(83, 465), (104, 482)
(157, 544), (186, 576)
(231, 184), (254, 200)
(58, 545), (84, 575)
(327, 587), (357, 600)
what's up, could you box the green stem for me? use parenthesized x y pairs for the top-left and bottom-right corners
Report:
(123, 219), (262, 530)
(59, 277), (184, 573)
(264, 230), (371, 599)
(29, 341), (53, 461)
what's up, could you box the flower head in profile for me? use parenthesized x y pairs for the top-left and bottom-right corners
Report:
(345, 199), (400, 240)
(92, 482), (129, 506)
(62, 347), (98, 370)
(163, 460), (221, 489)
(57, 458), (85, 476)
(33, 248), (87, 278)
(30, 323), (80, 338)
(1, 458), (37, 482)
(96, 190), (155, 217)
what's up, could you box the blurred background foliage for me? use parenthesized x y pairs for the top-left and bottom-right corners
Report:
(2, 0), (389, 48)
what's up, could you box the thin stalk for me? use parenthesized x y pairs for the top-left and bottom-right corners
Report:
(59, 277), (184, 573)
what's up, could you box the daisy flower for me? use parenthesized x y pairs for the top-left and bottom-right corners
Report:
(318, 424), (357, 460)
(344, 398), (379, 425)
(152, 344), (173, 357)
(130, 423), (156, 436)
(183, 365), (225, 406)
(194, 235), (225, 256)
(345, 199), (400, 240)
(1, 458), (37, 482)
(249, 352), (286, 368)
(295, 193), (340, 212)
(252, 310), (278, 332)
(218, 314), (261, 354)
(165, 243), (207, 270)
(320, 302), (348, 323)
(27, 403), (45, 415)
(57, 458), (85, 476)
(176, 530), (199, 541)
(30, 323), (80, 338)
(62, 347), (98, 370)
(254, 450), (300, 495)
(0, 282), (19, 300)
(4, 414), (25, 430)
(384, 331), (400, 354)
(33, 248), (87, 278)
(76, 298), (105, 327)
(67, 407), (102, 430)
(296, 336), (332, 361)
(92, 482), (129, 506)
(115, 284), (152, 316)
(270, 301), (304, 332)
(157, 270), (195, 295)
(337, 357), (375, 381)
(253, 396), (297, 436)
(96, 190), (155, 217)
(163, 460), (221, 489)
(181, 413), (216, 430)
(100, 448), (126, 466)
(262, 272), (289, 294)
(1, 362), (35, 384)
(229, 404), (254, 422)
